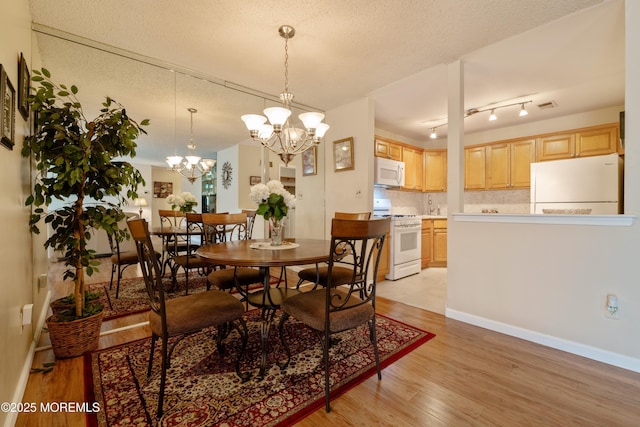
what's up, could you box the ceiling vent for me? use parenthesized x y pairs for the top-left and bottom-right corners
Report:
(537, 101), (557, 109)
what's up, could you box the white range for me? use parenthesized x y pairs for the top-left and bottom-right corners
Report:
(373, 199), (422, 280)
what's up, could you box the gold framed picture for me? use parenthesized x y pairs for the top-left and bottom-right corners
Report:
(333, 137), (354, 172)
(302, 146), (317, 176)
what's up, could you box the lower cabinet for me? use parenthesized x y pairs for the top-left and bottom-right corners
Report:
(376, 227), (391, 282)
(421, 218), (447, 268)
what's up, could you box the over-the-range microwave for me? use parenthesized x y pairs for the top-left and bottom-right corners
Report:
(374, 157), (405, 188)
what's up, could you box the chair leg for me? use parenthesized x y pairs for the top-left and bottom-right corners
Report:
(157, 336), (168, 419)
(233, 318), (251, 382)
(276, 312), (292, 370)
(321, 332), (331, 412)
(148, 334), (158, 377)
(115, 265), (122, 299)
(109, 264), (116, 290)
(369, 317), (382, 380)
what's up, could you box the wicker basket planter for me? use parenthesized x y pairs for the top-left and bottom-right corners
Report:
(46, 311), (104, 358)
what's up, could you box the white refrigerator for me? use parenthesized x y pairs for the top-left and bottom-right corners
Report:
(530, 153), (623, 214)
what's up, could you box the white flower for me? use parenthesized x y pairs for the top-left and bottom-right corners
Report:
(182, 192), (197, 204)
(249, 180), (295, 221)
(166, 192), (197, 209)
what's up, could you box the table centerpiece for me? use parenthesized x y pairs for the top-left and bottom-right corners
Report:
(249, 180), (295, 246)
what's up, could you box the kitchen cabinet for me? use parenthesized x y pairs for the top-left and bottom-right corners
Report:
(421, 219), (432, 268)
(423, 150), (447, 192)
(376, 227), (391, 282)
(464, 146), (486, 190)
(402, 146), (423, 191)
(537, 123), (619, 161)
(431, 219), (447, 267)
(375, 137), (403, 161)
(485, 139), (536, 189)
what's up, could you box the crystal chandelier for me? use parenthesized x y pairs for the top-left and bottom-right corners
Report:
(241, 25), (329, 166)
(166, 108), (216, 183)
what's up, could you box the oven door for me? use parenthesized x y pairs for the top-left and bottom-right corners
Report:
(392, 223), (421, 265)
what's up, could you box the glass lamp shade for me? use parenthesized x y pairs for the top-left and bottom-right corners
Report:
(258, 124), (274, 140)
(134, 198), (148, 207)
(185, 155), (201, 166)
(241, 114), (267, 131)
(298, 112), (325, 130)
(263, 107), (291, 126)
(166, 155), (183, 167)
(202, 159), (216, 168)
(315, 122), (330, 138)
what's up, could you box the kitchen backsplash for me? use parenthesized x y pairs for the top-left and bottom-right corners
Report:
(374, 187), (530, 215)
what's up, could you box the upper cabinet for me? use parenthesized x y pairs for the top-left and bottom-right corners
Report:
(464, 146), (486, 190)
(485, 139), (536, 189)
(402, 146), (423, 191)
(537, 124), (619, 161)
(423, 150), (447, 192)
(375, 137), (403, 161)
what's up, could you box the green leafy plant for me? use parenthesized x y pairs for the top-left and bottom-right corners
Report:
(22, 68), (149, 319)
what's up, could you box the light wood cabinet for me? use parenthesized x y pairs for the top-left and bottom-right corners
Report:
(423, 150), (447, 192)
(402, 146), (423, 191)
(421, 219), (432, 269)
(375, 137), (402, 161)
(537, 124), (619, 161)
(431, 219), (447, 267)
(376, 227), (390, 282)
(485, 139), (536, 189)
(464, 146), (486, 190)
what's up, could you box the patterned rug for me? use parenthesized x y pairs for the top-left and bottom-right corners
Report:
(85, 310), (435, 426)
(88, 274), (271, 321)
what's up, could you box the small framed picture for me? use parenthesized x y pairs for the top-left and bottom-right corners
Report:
(333, 137), (354, 172)
(249, 175), (261, 185)
(1, 64), (16, 150)
(18, 53), (30, 121)
(302, 146), (317, 176)
(153, 181), (173, 198)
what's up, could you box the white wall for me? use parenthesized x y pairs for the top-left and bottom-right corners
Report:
(0, 3), (46, 426)
(324, 97), (375, 238)
(446, 1), (640, 372)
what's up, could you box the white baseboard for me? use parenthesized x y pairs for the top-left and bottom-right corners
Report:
(446, 308), (640, 373)
(5, 290), (52, 427)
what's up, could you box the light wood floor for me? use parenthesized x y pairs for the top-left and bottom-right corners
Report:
(17, 258), (640, 426)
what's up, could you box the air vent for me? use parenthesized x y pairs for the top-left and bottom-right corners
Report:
(537, 101), (557, 109)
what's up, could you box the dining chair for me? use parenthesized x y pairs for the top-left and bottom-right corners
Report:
(158, 209), (188, 275)
(277, 217), (390, 412)
(295, 211), (372, 290)
(127, 218), (250, 419)
(168, 213), (211, 295)
(107, 212), (146, 298)
(202, 213), (266, 297)
(241, 209), (257, 239)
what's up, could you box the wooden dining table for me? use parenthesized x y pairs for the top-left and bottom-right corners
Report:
(196, 238), (331, 379)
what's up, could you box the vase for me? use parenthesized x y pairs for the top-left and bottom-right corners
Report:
(269, 217), (285, 246)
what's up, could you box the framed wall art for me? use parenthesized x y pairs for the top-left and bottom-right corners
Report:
(249, 175), (261, 185)
(18, 53), (30, 121)
(1, 64), (16, 150)
(153, 181), (173, 198)
(302, 146), (317, 176)
(333, 137), (354, 172)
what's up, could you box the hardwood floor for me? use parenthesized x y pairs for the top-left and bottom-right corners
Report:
(17, 258), (640, 426)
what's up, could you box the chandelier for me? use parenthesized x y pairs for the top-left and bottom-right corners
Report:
(166, 108), (216, 183)
(241, 25), (329, 166)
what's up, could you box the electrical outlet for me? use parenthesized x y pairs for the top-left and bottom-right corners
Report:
(605, 294), (620, 320)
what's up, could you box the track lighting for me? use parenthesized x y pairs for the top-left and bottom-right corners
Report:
(519, 103), (528, 117)
(489, 109), (497, 121)
(430, 128), (437, 139)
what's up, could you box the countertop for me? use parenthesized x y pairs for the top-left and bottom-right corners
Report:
(421, 215), (448, 219)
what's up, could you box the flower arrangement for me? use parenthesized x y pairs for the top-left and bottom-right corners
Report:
(249, 180), (295, 221)
(249, 180), (295, 245)
(166, 191), (198, 213)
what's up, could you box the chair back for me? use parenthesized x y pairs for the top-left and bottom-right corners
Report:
(326, 217), (390, 312)
(127, 219), (166, 317)
(334, 211), (371, 220)
(185, 212), (203, 246)
(242, 209), (257, 239)
(107, 212), (139, 255)
(159, 209), (186, 230)
(202, 212), (250, 244)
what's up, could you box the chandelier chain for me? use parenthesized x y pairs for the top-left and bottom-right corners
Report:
(283, 36), (289, 99)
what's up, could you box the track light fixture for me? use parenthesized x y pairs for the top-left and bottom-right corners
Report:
(426, 100), (533, 139)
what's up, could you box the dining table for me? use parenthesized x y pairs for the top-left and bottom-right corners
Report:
(195, 238), (331, 379)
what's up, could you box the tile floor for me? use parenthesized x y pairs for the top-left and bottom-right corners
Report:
(376, 267), (447, 315)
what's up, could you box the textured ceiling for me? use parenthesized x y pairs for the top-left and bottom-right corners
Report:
(27, 0), (622, 165)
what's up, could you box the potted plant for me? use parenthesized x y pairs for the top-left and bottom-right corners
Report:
(22, 68), (148, 357)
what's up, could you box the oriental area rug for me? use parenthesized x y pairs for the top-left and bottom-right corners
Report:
(85, 310), (434, 426)
(88, 273), (269, 321)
